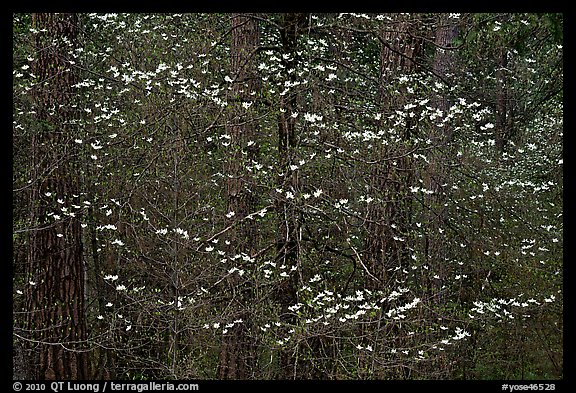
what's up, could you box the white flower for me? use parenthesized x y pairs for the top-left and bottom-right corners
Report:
(97, 315), (104, 320)
(226, 211), (235, 218)
(303, 113), (323, 123)
(205, 246), (214, 252)
(104, 275), (119, 281)
(105, 302), (113, 307)
(116, 285), (126, 291)
(313, 189), (323, 198)
(174, 227), (189, 239)
(126, 325), (132, 331)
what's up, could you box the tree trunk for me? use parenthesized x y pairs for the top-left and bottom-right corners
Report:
(275, 13), (308, 379)
(366, 14), (421, 291)
(495, 43), (509, 153)
(25, 13), (90, 380)
(218, 13), (260, 380)
(424, 14), (460, 302)
(361, 14), (422, 379)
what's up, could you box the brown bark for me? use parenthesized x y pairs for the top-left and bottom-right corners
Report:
(275, 13), (308, 379)
(380, 14), (420, 82)
(360, 14), (423, 379)
(431, 13), (460, 144)
(25, 13), (89, 380)
(218, 13), (260, 380)
(367, 14), (422, 290)
(495, 44), (509, 153)
(424, 14), (460, 301)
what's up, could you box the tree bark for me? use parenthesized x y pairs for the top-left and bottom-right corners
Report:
(218, 13), (260, 380)
(275, 13), (308, 379)
(25, 13), (90, 380)
(495, 42), (509, 153)
(360, 14), (422, 379)
(367, 14), (421, 291)
(424, 14), (460, 302)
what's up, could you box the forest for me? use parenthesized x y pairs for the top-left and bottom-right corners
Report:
(12, 13), (563, 381)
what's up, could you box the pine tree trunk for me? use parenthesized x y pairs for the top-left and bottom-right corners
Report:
(367, 14), (421, 290)
(424, 14), (460, 303)
(495, 44), (508, 153)
(361, 14), (422, 379)
(275, 13), (308, 379)
(218, 13), (260, 380)
(25, 13), (89, 380)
